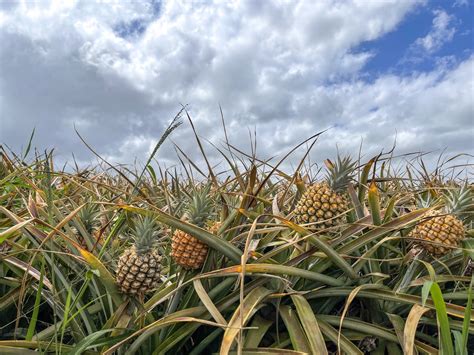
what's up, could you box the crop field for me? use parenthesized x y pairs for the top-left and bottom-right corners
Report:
(0, 116), (473, 354)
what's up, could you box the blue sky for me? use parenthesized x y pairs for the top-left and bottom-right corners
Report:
(0, 0), (472, 169)
(358, 0), (472, 78)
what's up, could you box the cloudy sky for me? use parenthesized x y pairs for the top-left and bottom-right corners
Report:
(0, 0), (473, 171)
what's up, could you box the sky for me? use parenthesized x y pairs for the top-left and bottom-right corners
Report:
(0, 0), (473, 172)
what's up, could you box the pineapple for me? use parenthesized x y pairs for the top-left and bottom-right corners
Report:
(116, 216), (163, 295)
(171, 188), (214, 270)
(209, 220), (222, 235)
(293, 156), (355, 229)
(409, 186), (472, 257)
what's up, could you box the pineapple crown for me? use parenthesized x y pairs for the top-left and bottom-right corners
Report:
(416, 190), (437, 209)
(443, 184), (473, 220)
(184, 185), (214, 228)
(324, 155), (356, 193)
(132, 216), (161, 254)
(78, 203), (100, 234)
(416, 185), (473, 220)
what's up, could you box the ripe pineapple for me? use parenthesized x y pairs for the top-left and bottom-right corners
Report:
(293, 156), (355, 229)
(209, 220), (222, 235)
(171, 188), (214, 270)
(116, 216), (162, 295)
(409, 186), (471, 257)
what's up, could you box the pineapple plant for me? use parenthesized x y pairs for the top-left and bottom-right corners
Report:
(171, 187), (214, 270)
(408, 185), (472, 257)
(75, 203), (101, 249)
(116, 216), (163, 295)
(293, 155), (355, 229)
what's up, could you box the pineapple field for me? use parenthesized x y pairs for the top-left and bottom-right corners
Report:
(0, 116), (473, 355)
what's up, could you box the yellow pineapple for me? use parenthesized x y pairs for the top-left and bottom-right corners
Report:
(209, 220), (222, 235)
(116, 216), (163, 295)
(171, 187), (214, 270)
(409, 186), (471, 257)
(293, 156), (355, 229)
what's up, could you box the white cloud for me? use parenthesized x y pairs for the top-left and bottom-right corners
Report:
(0, 0), (471, 172)
(413, 9), (456, 54)
(453, 0), (469, 7)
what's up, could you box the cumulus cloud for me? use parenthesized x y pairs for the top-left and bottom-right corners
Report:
(414, 10), (456, 54)
(0, 0), (472, 172)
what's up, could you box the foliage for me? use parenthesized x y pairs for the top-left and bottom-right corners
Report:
(0, 114), (473, 354)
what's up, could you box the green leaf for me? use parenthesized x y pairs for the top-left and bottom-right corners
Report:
(220, 287), (273, 355)
(69, 329), (116, 355)
(22, 127), (35, 159)
(193, 279), (226, 325)
(189, 328), (224, 355)
(25, 257), (45, 341)
(386, 313), (406, 348)
(59, 286), (73, 351)
(429, 282), (454, 355)
(0, 347), (39, 355)
(308, 287), (467, 320)
(203, 264), (345, 286)
(78, 247), (122, 307)
(453, 330), (464, 355)
(243, 315), (273, 348)
(291, 294), (327, 355)
(460, 275), (473, 355)
(315, 317), (363, 354)
(112, 316), (227, 355)
(279, 305), (311, 353)
(421, 281), (434, 307)
(146, 164), (157, 185)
